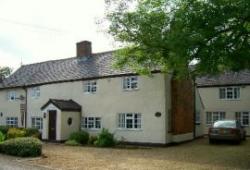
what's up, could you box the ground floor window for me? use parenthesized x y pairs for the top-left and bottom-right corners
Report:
(82, 117), (101, 130)
(6, 117), (18, 127)
(236, 112), (249, 126)
(118, 113), (142, 129)
(206, 112), (225, 125)
(31, 117), (43, 130)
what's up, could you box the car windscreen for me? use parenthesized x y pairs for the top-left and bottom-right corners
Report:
(213, 121), (236, 128)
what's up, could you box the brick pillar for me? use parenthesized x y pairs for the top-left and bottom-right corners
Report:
(171, 79), (194, 135)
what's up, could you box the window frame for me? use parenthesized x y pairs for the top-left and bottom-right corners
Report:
(6, 117), (18, 127)
(83, 81), (97, 94)
(31, 117), (43, 131)
(118, 113), (142, 130)
(123, 76), (139, 91)
(7, 91), (17, 101)
(81, 117), (101, 130)
(206, 111), (225, 125)
(31, 87), (40, 99)
(219, 87), (240, 100)
(236, 112), (249, 126)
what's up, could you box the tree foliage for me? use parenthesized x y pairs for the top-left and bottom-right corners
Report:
(105, 0), (250, 77)
(0, 66), (12, 78)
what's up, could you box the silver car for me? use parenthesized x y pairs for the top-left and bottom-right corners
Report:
(209, 120), (246, 144)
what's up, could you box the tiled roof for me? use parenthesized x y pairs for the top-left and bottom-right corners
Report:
(41, 99), (81, 111)
(196, 70), (250, 87)
(0, 51), (133, 89)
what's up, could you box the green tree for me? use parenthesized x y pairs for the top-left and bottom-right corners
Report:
(0, 66), (12, 78)
(105, 0), (250, 78)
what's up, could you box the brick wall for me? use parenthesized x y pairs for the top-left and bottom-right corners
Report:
(171, 79), (194, 135)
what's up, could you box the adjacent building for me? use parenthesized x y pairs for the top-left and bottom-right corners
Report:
(196, 71), (250, 136)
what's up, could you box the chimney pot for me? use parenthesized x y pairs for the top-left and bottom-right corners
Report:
(76, 41), (92, 57)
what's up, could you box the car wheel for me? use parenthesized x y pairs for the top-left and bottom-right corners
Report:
(209, 139), (215, 144)
(243, 134), (246, 141)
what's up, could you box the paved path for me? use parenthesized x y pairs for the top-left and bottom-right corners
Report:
(0, 154), (48, 170)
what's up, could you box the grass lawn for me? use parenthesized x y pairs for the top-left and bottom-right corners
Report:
(25, 137), (250, 170)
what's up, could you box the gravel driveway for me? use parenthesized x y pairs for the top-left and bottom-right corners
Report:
(0, 154), (47, 170)
(3, 137), (250, 170)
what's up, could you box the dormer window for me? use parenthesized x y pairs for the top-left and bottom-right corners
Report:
(123, 76), (138, 90)
(84, 81), (97, 93)
(7, 91), (16, 101)
(219, 87), (240, 100)
(31, 87), (40, 99)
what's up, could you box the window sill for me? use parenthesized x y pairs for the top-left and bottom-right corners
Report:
(83, 128), (101, 131)
(123, 88), (139, 92)
(84, 92), (96, 95)
(219, 99), (240, 101)
(116, 128), (142, 131)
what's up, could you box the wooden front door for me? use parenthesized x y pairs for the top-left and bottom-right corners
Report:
(48, 110), (57, 140)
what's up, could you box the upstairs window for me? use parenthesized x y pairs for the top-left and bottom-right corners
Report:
(31, 117), (43, 130)
(6, 117), (18, 127)
(7, 91), (16, 101)
(31, 87), (40, 98)
(84, 81), (97, 93)
(118, 113), (142, 130)
(206, 112), (225, 125)
(123, 76), (138, 90)
(236, 112), (249, 126)
(219, 87), (240, 100)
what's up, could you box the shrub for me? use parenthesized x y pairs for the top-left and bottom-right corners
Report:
(95, 129), (116, 147)
(65, 140), (80, 146)
(88, 136), (98, 145)
(0, 131), (5, 143)
(25, 128), (41, 139)
(0, 137), (42, 157)
(69, 131), (89, 145)
(7, 128), (26, 139)
(0, 126), (10, 135)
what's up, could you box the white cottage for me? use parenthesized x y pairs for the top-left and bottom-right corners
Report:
(0, 41), (195, 144)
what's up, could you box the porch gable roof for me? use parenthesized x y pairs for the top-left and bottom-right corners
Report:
(41, 99), (81, 112)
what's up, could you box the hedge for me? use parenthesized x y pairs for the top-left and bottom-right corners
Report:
(0, 126), (10, 135)
(0, 137), (42, 157)
(7, 128), (26, 139)
(68, 131), (89, 145)
(95, 129), (116, 147)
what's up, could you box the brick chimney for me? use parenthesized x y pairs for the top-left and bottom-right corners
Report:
(76, 41), (92, 57)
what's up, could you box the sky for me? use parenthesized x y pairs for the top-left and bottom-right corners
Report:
(0, 0), (117, 70)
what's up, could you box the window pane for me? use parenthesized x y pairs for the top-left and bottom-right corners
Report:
(242, 112), (249, 126)
(95, 118), (101, 128)
(206, 112), (212, 125)
(219, 88), (226, 99)
(226, 88), (233, 99)
(234, 88), (240, 99)
(126, 119), (133, 128)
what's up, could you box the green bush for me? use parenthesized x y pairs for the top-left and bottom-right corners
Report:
(88, 136), (98, 145)
(25, 128), (41, 139)
(0, 137), (42, 157)
(95, 129), (116, 147)
(0, 126), (10, 135)
(69, 131), (89, 145)
(65, 140), (80, 146)
(0, 131), (5, 143)
(7, 128), (26, 139)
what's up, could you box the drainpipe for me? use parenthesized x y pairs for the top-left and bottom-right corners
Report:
(193, 80), (196, 139)
(25, 88), (28, 128)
